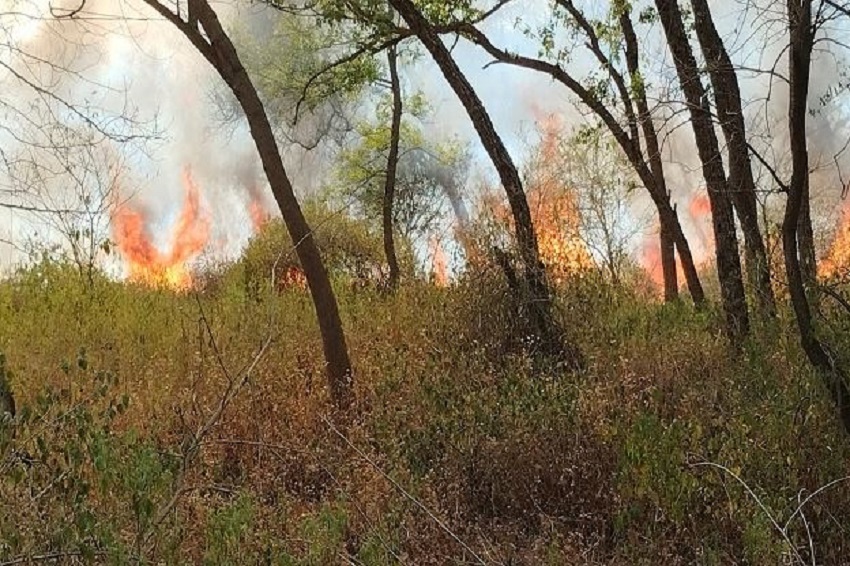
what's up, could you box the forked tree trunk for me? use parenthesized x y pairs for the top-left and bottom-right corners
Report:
(389, 0), (584, 370)
(382, 45), (402, 290)
(143, 0), (354, 409)
(690, 0), (777, 319)
(784, 0), (850, 435)
(656, 0), (750, 339)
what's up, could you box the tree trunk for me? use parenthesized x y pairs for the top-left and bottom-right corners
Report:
(784, 0), (850, 435)
(798, 174), (818, 286)
(620, 9), (679, 302)
(389, 0), (584, 370)
(656, 0), (750, 339)
(690, 0), (777, 319)
(660, 216), (678, 301)
(147, 0), (354, 409)
(382, 45), (402, 290)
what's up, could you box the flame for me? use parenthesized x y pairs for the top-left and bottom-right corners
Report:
(819, 200), (850, 280)
(467, 107), (593, 282)
(111, 167), (211, 290)
(430, 236), (449, 287)
(640, 223), (684, 291)
(277, 265), (308, 291)
(640, 193), (713, 294)
(248, 199), (271, 232)
(689, 194), (712, 216)
(522, 111), (593, 283)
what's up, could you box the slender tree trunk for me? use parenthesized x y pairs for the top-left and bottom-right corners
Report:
(382, 45), (402, 290)
(798, 174), (818, 285)
(660, 217), (678, 300)
(656, 0), (750, 339)
(620, 9), (679, 302)
(389, 0), (584, 370)
(784, 0), (850, 435)
(690, 0), (777, 318)
(144, 0), (353, 409)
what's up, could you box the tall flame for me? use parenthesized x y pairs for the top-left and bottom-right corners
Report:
(525, 111), (594, 282)
(111, 167), (211, 290)
(819, 201), (850, 280)
(248, 199), (271, 232)
(247, 185), (272, 233)
(429, 236), (449, 287)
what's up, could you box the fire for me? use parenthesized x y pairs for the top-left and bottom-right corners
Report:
(819, 201), (850, 280)
(429, 236), (449, 287)
(640, 223), (684, 290)
(111, 167), (211, 291)
(525, 111), (594, 283)
(276, 265), (308, 292)
(248, 199), (271, 232)
(468, 107), (593, 283)
(640, 192), (714, 293)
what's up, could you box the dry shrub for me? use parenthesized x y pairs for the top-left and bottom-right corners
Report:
(458, 426), (618, 535)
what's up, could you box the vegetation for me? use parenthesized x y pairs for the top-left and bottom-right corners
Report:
(2, 0), (850, 563)
(2, 219), (850, 563)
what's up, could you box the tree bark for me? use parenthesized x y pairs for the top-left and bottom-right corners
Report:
(656, 0), (750, 339)
(382, 45), (402, 290)
(143, 0), (354, 409)
(784, 0), (850, 435)
(798, 173), (818, 286)
(659, 216), (678, 301)
(389, 0), (584, 370)
(690, 0), (777, 318)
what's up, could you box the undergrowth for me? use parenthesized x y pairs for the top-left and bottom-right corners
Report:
(1, 227), (849, 564)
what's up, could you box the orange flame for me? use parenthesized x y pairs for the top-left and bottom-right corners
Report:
(430, 236), (449, 287)
(248, 200), (270, 232)
(640, 223), (685, 291)
(819, 200), (850, 280)
(276, 265), (308, 292)
(112, 167), (211, 291)
(640, 192), (713, 294)
(523, 111), (593, 282)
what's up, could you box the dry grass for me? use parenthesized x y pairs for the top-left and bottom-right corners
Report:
(1, 238), (849, 564)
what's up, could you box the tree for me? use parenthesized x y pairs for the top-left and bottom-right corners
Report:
(333, 113), (469, 253)
(618, 5), (679, 301)
(655, 0), (750, 339)
(690, 0), (777, 318)
(561, 130), (645, 285)
(783, 0), (850, 434)
(387, 0), (585, 369)
(7, 131), (122, 286)
(137, 0), (354, 409)
(445, 2), (706, 305)
(227, 7), (378, 151)
(382, 43), (403, 289)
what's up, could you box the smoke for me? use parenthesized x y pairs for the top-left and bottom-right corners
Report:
(2, 0), (850, 277)
(0, 0), (290, 271)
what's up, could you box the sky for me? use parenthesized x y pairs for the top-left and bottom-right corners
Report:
(0, 0), (849, 277)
